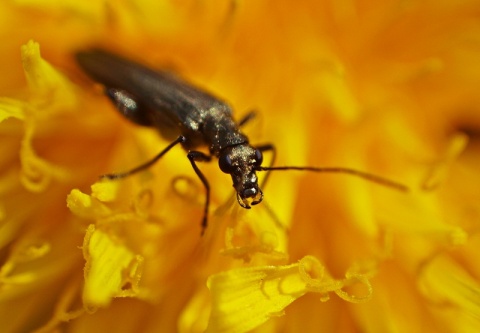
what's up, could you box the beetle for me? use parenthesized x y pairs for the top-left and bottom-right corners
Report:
(76, 49), (408, 233)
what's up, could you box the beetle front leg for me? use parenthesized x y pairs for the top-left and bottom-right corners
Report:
(187, 151), (212, 234)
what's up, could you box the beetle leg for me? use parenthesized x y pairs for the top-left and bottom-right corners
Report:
(237, 110), (257, 127)
(187, 151), (212, 234)
(101, 135), (186, 179)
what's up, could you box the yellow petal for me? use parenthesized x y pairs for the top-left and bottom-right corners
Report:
(66, 189), (112, 219)
(16, 41), (73, 191)
(91, 180), (121, 203)
(0, 98), (26, 122)
(206, 255), (372, 332)
(206, 262), (306, 333)
(418, 254), (480, 321)
(82, 225), (143, 310)
(21, 40), (76, 110)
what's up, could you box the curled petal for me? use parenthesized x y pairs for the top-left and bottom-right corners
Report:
(82, 225), (143, 311)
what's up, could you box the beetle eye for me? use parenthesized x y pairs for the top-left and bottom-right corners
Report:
(219, 153), (234, 173)
(254, 148), (263, 166)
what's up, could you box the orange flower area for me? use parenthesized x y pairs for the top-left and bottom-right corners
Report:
(1, 1), (480, 332)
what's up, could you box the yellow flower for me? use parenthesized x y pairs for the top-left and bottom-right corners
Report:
(1, 1), (480, 332)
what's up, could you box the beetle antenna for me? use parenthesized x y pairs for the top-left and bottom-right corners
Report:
(256, 166), (408, 192)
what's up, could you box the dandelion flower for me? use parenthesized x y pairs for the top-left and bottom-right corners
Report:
(1, 1), (480, 333)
